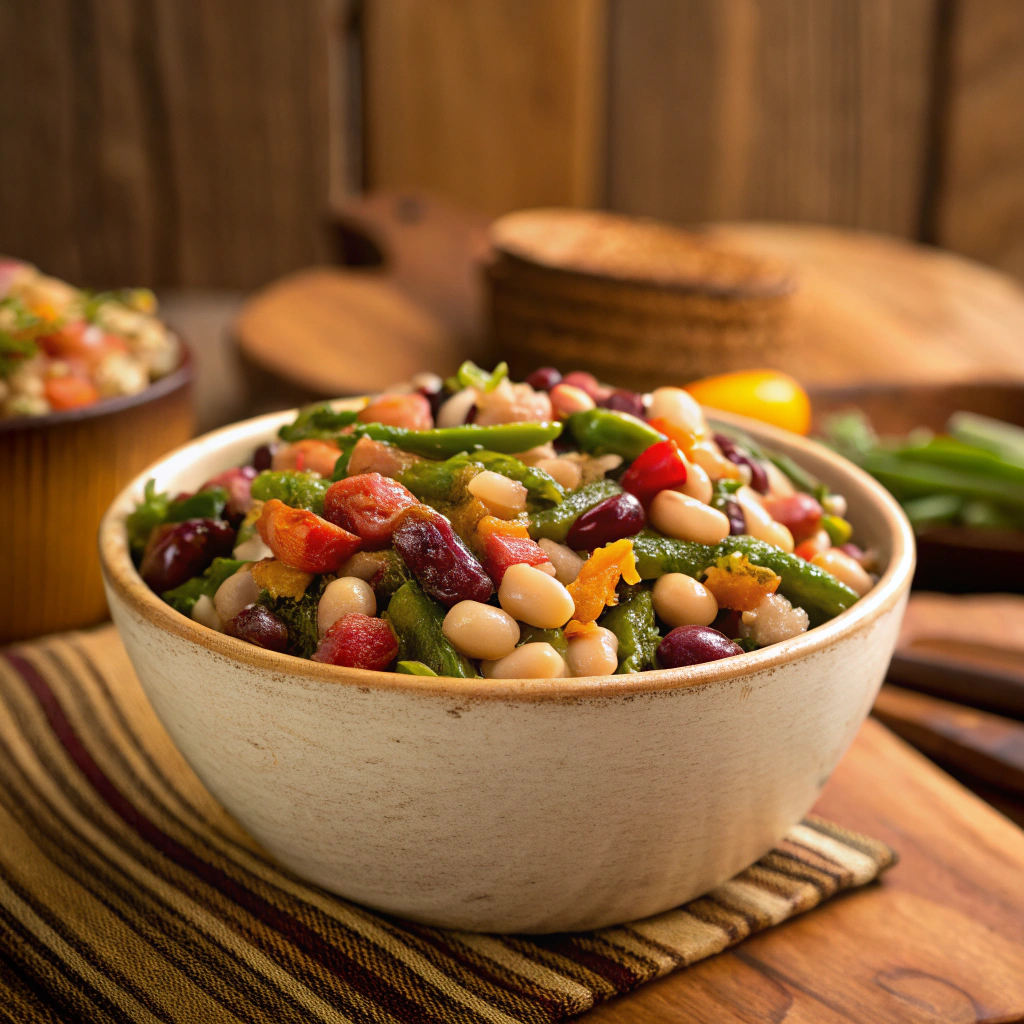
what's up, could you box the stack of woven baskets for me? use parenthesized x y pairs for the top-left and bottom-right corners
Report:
(486, 209), (796, 391)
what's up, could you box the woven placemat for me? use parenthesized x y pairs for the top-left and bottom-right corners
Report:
(0, 626), (895, 1023)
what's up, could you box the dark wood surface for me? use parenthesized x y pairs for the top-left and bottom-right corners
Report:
(587, 719), (1024, 1023)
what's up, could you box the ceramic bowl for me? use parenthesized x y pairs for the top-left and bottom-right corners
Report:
(0, 345), (193, 643)
(99, 407), (914, 933)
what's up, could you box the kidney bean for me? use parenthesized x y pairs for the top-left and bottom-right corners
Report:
(657, 625), (743, 668)
(225, 604), (289, 652)
(566, 492), (647, 551)
(139, 518), (235, 594)
(724, 498), (746, 535)
(252, 443), (277, 471)
(620, 440), (689, 507)
(312, 613), (398, 670)
(562, 371), (611, 401)
(713, 433), (769, 494)
(599, 389), (645, 418)
(392, 506), (494, 606)
(525, 366), (563, 392)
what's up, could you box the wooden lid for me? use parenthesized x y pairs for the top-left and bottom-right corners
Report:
(490, 208), (795, 300)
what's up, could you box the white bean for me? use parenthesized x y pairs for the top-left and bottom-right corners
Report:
(191, 594), (223, 632)
(436, 387), (477, 427)
(688, 439), (737, 482)
(467, 470), (528, 518)
(764, 461), (796, 498)
(214, 566), (261, 623)
(652, 573), (718, 627)
(735, 486), (795, 552)
(336, 550), (388, 581)
(674, 461), (713, 504)
(649, 490), (730, 545)
(317, 577), (376, 635)
(232, 534), (274, 562)
(443, 601), (520, 660)
(481, 642), (566, 679)
(538, 538), (585, 585)
(535, 457), (582, 491)
(498, 563), (575, 628)
(566, 627), (619, 677)
(549, 383), (596, 417)
(648, 387), (705, 434)
(812, 549), (873, 596)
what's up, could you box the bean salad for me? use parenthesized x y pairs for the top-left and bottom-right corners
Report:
(130, 363), (875, 677)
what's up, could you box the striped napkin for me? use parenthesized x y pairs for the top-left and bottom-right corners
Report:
(0, 627), (895, 1023)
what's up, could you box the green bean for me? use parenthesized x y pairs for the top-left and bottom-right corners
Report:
(400, 451), (564, 507)
(166, 487), (228, 523)
(384, 582), (478, 678)
(396, 661), (438, 676)
(947, 411), (1024, 465)
(250, 471), (330, 515)
(371, 549), (414, 605)
(445, 360), (508, 394)
(278, 402), (360, 442)
(517, 625), (568, 658)
(600, 588), (661, 673)
(528, 479), (622, 542)
(354, 421), (562, 458)
(631, 534), (859, 626)
(567, 409), (666, 461)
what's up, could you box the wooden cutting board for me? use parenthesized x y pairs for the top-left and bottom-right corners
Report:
(234, 200), (1024, 399)
(588, 718), (1024, 1023)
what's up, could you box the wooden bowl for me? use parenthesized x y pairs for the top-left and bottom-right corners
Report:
(0, 347), (194, 643)
(99, 407), (913, 933)
(811, 381), (1024, 593)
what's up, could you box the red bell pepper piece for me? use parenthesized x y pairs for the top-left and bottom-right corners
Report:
(256, 498), (362, 573)
(312, 613), (398, 670)
(322, 472), (420, 550)
(480, 531), (552, 585)
(620, 439), (688, 507)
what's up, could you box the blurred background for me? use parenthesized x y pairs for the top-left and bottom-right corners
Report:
(2, 0), (1022, 291)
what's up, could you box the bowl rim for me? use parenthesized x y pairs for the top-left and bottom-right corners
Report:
(0, 337), (193, 434)
(99, 403), (915, 702)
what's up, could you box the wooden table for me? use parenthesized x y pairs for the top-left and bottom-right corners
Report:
(590, 719), (1024, 1023)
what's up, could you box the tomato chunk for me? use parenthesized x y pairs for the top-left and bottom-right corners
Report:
(44, 374), (100, 410)
(480, 530), (551, 585)
(256, 498), (362, 573)
(620, 440), (689, 507)
(322, 472), (420, 550)
(312, 613), (398, 670)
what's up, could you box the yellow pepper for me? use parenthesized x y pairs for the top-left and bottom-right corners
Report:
(685, 370), (811, 436)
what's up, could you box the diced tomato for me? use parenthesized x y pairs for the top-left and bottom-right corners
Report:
(271, 440), (342, 477)
(762, 493), (823, 544)
(256, 498), (362, 573)
(795, 529), (831, 562)
(312, 613), (398, 670)
(39, 320), (123, 363)
(44, 374), (100, 410)
(358, 392), (433, 431)
(620, 440), (688, 507)
(322, 472), (420, 550)
(480, 530), (552, 585)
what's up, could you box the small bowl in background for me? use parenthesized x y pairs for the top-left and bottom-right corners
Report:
(0, 345), (194, 643)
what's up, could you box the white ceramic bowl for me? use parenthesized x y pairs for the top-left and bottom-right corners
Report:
(99, 407), (914, 933)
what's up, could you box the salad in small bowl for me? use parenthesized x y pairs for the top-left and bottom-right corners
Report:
(100, 364), (913, 932)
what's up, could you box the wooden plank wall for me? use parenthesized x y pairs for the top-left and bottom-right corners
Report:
(1, 0), (1023, 287)
(0, 0), (342, 289)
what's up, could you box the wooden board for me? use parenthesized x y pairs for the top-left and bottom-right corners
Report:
(587, 718), (1024, 1023)
(708, 223), (1024, 384)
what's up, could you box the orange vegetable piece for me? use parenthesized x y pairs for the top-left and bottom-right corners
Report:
(646, 416), (697, 455)
(684, 370), (811, 436)
(358, 392), (432, 430)
(564, 619), (600, 640)
(271, 439), (341, 477)
(702, 552), (780, 612)
(567, 538), (641, 623)
(250, 558), (314, 600)
(475, 515), (530, 540)
(256, 499), (362, 573)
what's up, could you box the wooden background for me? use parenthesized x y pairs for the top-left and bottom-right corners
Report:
(2, 0), (1023, 289)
